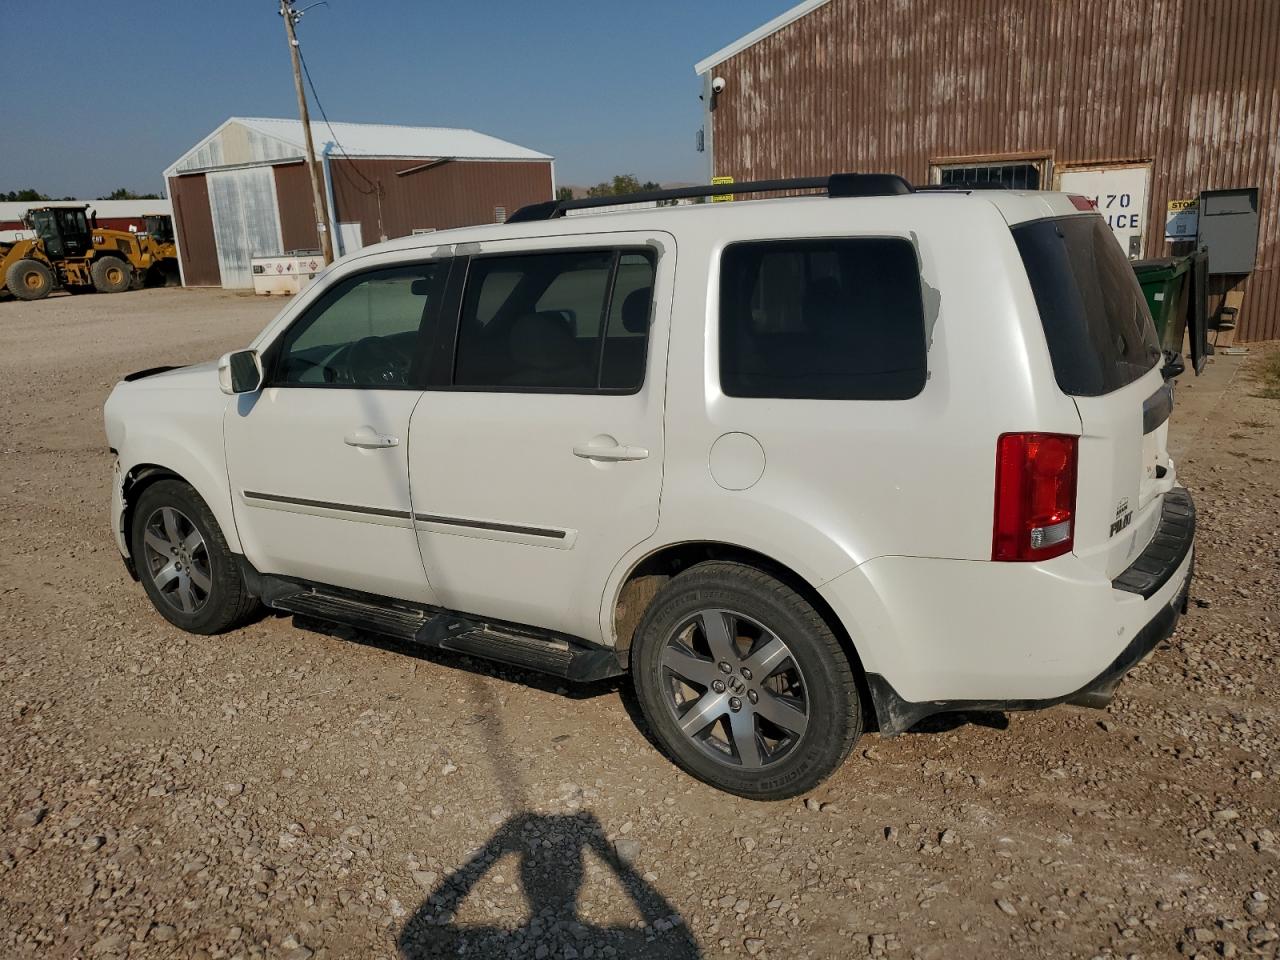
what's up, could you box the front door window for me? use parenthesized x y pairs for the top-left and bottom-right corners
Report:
(273, 261), (449, 388)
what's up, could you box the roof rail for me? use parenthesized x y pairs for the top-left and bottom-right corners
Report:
(507, 173), (914, 223)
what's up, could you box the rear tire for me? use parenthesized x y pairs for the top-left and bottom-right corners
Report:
(6, 259), (53, 300)
(129, 479), (259, 634)
(630, 561), (862, 800)
(91, 255), (132, 294)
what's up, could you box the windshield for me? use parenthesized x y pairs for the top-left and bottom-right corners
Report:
(29, 210), (57, 243)
(1013, 214), (1160, 397)
(145, 216), (173, 241)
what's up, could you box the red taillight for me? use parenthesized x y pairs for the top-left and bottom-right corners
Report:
(1069, 194), (1097, 210)
(992, 433), (1079, 562)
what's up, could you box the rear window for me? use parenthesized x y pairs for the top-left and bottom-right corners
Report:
(1013, 215), (1160, 397)
(719, 238), (927, 400)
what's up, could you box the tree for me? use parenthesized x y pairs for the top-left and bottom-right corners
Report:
(101, 188), (161, 200)
(555, 186), (574, 202)
(1, 188), (50, 202)
(586, 174), (645, 198)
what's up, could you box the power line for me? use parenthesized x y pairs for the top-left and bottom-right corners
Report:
(296, 46), (377, 196)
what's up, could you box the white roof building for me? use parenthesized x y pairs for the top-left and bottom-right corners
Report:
(165, 117), (551, 177)
(164, 117), (553, 289)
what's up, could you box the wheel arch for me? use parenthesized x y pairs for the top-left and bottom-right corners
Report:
(118, 459), (241, 559)
(607, 540), (878, 729)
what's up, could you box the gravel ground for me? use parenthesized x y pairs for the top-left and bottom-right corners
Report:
(1, 288), (1277, 960)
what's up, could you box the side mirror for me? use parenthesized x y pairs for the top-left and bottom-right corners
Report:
(218, 350), (264, 395)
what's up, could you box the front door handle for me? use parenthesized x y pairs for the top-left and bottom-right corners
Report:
(573, 436), (649, 462)
(344, 426), (399, 449)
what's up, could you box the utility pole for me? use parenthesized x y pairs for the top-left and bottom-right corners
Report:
(280, 0), (334, 264)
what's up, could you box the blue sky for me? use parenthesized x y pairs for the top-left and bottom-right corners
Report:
(3, 0), (789, 198)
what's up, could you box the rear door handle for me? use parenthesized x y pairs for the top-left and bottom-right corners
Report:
(344, 426), (399, 449)
(573, 438), (649, 462)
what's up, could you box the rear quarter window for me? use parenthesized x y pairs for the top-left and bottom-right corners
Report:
(718, 237), (927, 400)
(1013, 215), (1160, 397)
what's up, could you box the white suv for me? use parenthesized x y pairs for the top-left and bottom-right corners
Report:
(104, 175), (1195, 799)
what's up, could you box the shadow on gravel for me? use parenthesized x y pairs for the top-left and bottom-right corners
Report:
(389, 669), (700, 958)
(905, 710), (1011, 734)
(397, 812), (701, 959)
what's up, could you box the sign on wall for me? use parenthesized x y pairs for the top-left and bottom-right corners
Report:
(1055, 163), (1152, 259)
(711, 176), (735, 202)
(1165, 199), (1199, 240)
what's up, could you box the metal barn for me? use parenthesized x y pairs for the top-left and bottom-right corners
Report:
(696, 0), (1280, 341)
(165, 117), (554, 289)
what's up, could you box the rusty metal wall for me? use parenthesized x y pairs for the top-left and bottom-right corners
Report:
(328, 158), (553, 242)
(168, 174), (220, 288)
(707, 0), (1280, 340)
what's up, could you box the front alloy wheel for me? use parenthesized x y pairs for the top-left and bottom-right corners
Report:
(141, 506), (212, 614)
(128, 478), (259, 634)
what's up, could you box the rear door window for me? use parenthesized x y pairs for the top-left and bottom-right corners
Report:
(453, 249), (655, 392)
(1013, 215), (1160, 396)
(718, 238), (927, 400)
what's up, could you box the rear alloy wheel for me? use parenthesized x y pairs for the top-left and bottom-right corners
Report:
(91, 255), (132, 294)
(631, 561), (862, 799)
(660, 609), (811, 769)
(5, 258), (53, 300)
(130, 479), (259, 634)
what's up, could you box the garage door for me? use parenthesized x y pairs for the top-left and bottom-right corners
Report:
(208, 167), (284, 289)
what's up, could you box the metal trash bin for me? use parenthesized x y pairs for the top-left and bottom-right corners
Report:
(1132, 256), (1193, 352)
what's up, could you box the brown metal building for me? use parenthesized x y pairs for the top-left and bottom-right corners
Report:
(696, 0), (1279, 340)
(164, 117), (553, 289)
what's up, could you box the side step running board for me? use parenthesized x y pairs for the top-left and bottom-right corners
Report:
(265, 584), (623, 683)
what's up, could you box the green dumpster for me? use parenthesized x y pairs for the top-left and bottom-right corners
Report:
(1132, 256), (1192, 353)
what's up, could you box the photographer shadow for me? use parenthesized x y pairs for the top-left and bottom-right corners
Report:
(397, 811), (701, 959)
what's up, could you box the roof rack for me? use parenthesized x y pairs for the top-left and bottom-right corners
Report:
(507, 173), (914, 223)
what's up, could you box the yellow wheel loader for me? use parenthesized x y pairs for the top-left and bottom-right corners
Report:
(0, 205), (179, 301)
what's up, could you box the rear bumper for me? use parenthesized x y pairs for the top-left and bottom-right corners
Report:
(819, 487), (1196, 734)
(865, 558), (1190, 734)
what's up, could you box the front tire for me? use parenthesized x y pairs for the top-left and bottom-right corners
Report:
(630, 561), (862, 800)
(129, 479), (259, 634)
(6, 258), (53, 300)
(91, 255), (132, 294)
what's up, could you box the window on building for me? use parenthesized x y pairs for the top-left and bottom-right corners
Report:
(454, 249), (655, 391)
(937, 161), (1043, 190)
(274, 262), (449, 387)
(719, 238), (927, 400)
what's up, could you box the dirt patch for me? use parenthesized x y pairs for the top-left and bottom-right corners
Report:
(0, 290), (1277, 959)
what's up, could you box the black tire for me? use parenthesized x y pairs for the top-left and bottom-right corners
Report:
(630, 561), (862, 800)
(129, 479), (259, 634)
(5, 258), (53, 301)
(90, 255), (132, 294)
